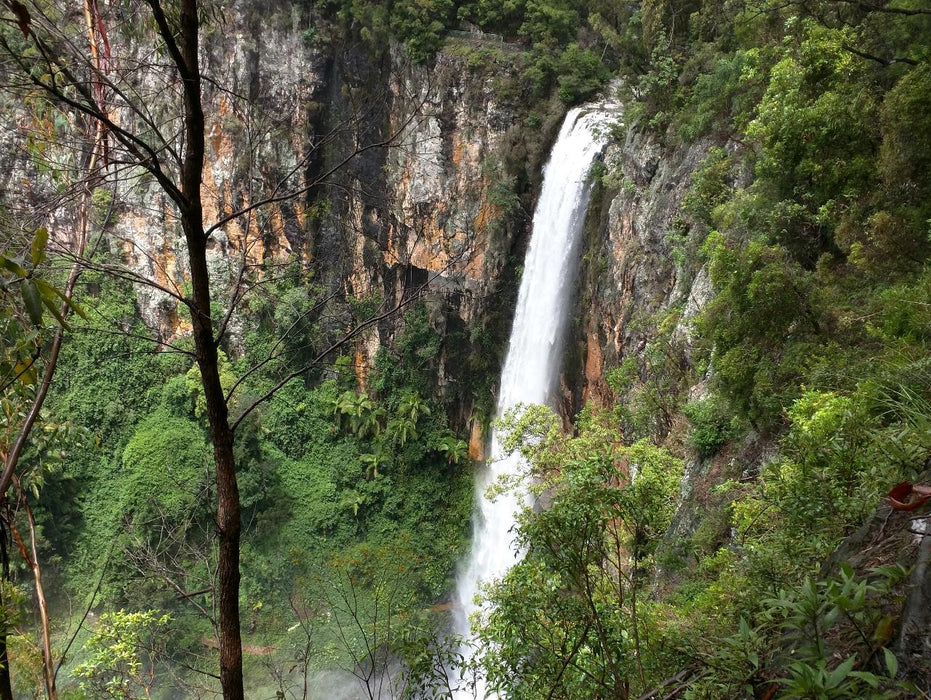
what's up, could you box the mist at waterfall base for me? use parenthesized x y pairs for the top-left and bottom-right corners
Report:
(448, 105), (616, 699)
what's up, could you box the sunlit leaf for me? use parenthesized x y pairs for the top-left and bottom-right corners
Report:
(13, 359), (37, 386)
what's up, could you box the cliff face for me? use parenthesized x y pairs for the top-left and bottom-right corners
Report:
(88, 2), (735, 467)
(154, 10), (535, 368)
(576, 129), (717, 403)
(386, 50), (518, 315)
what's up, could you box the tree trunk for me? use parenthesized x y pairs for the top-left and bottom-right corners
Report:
(174, 2), (243, 695)
(188, 276), (243, 699)
(0, 522), (14, 700)
(22, 493), (56, 699)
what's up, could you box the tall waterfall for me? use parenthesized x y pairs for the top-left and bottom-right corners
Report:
(451, 105), (615, 698)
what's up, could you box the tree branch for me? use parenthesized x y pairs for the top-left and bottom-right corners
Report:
(841, 42), (918, 66)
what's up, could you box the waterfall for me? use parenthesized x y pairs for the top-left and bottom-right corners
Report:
(450, 105), (616, 698)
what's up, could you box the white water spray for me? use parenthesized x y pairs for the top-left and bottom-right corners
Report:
(450, 105), (616, 699)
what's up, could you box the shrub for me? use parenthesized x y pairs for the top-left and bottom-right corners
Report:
(683, 395), (738, 457)
(556, 43), (610, 104)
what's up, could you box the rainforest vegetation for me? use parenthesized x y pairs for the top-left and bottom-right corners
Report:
(0, 0), (930, 698)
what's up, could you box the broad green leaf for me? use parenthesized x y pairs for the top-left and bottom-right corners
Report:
(34, 278), (87, 319)
(30, 227), (48, 265)
(883, 647), (898, 678)
(40, 294), (70, 330)
(849, 670), (881, 688)
(825, 656), (856, 689)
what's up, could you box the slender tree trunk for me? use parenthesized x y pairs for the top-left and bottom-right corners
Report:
(20, 493), (55, 700)
(173, 1), (244, 695)
(0, 520), (13, 700)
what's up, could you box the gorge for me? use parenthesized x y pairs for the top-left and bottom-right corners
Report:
(0, 1), (929, 698)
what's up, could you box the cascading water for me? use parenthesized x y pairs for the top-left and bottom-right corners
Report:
(450, 104), (616, 699)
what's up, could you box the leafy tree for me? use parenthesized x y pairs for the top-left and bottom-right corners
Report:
(459, 0), (526, 35)
(119, 412), (211, 541)
(556, 43), (610, 104)
(479, 405), (682, 698)
(391, 0), (455, 62)
(435, 432), (468, 465)
(699, 231), (821, 428)
(73, 609), (172, 700)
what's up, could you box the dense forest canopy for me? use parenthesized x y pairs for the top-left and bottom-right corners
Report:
(0, 0), (929, 698)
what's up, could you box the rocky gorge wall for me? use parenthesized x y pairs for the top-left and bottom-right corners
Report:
(58, 0), (752, 553)
(105, 4), (558, 442)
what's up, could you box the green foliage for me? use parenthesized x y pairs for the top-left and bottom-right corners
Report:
(673, 367), (929, 694)
(35, 270), (472, 693)
(395, 623), (472, 698)
(334, 389), (384, 438)
(480, 406), (682, 698)
(0, 227), (84, 392)
(485, 157), (523, 225)
(72, 609), (172, 700)
(435, 432), (469, 465)
(682, 394), (738, 457)
(120, 411), (210, 525)
(555, 43), (610, 104)
(636, 32), (678, 126)
(372, 306), (442, 397)
(519, 0), (577, 46)
(676, 49), (756, 141)
(745, 20), (879, 262)
(880, 65), (931, 209)
(700, 231), (820, 428)
(761, 565), (909, 700)
(608, 307), (692, 442)
(453, 0), (614, 102)
(682, 147), (732, 227)
(458, 0), (525, 35)
(387, 0), (453, 62)
(25, 1), (931, 696)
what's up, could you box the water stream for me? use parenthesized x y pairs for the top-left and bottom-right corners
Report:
(450, 104), (616, 699)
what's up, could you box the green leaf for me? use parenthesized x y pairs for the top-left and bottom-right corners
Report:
(30, 227), (48, 266)
(825, 656), (856, 689)
(848, 670), (881, 688)
(21, 279), (43, 326)
(0, 255), (28, 278)
(40, 294), (70, 330)
(34, 278), (86, 319)
(883, 647), (898, 678)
